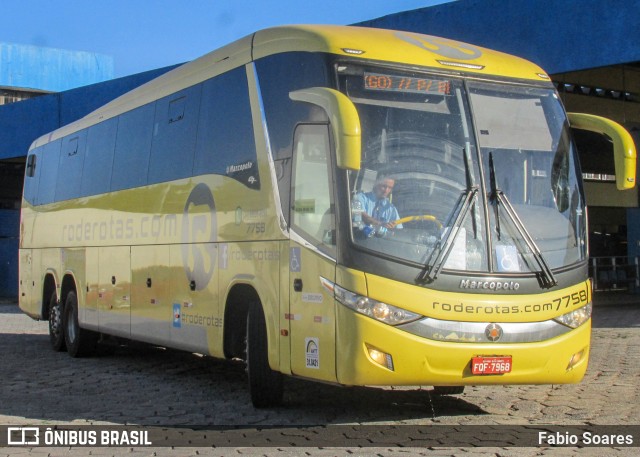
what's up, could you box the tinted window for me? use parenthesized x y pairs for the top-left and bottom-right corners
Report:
(148, 85), (201, 184)
(23, 150), (41, 205)
(194, 67), (259, 189)
(37, 139), (62, 205)
(56, 132), (87, 201)
(81, 117), (117, 197)
(255, 52), (330, 160)
(254, 52), (330, 221)
(111, 103), (155, 191)
(291, 124), (335, 254)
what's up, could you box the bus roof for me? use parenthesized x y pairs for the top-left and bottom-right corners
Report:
(253, 25), (549, 81)
(30, 25), (550, 149)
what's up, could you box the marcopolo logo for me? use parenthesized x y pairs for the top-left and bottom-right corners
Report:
(485, 323), (504, 342)
(459, 279), (520, 291)
(181, 183), (217, 291)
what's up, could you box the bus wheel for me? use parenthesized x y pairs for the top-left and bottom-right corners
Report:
(432, 386), (465, 395)
(246, 302), (283, 408)
(63, 290), (97, 358)
(48, 291), (66, 352)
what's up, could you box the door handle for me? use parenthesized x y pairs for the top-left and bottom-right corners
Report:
(293, 278), (303, 292)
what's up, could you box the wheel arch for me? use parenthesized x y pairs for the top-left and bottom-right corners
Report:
(223, 280), (280, 364)
(222, 283), (256, 359)
(60, 272), (79, 311)
(41, 272), (58, 319)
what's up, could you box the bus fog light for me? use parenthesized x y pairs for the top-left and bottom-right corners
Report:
(366, 344), (394, 371)
(567, 348), (586, 371)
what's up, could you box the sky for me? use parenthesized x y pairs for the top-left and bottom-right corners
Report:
(3, 0), (451, 78)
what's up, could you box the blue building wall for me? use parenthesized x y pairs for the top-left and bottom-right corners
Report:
(0, 64), (177, 297)
(358, 0), (640, 74)
(2, 0), (638, 298)
(0, 43), (114, 92)
(0, 210), (19, 299)
(0, 65), (178, 161)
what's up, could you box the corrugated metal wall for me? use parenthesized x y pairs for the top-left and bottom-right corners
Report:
(0, 65), (178, 298)
(0, 65), (179, 161)
(357, 0), (640, 75)
(0, 43), (113, 92)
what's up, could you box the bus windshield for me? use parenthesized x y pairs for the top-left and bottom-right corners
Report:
(341, 64), (586, 275)
(470, 81), (586, 274)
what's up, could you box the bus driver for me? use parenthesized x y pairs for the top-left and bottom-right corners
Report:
(355, 176), (403, 236)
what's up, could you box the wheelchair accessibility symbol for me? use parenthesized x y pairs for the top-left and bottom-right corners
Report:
(496, 244), (520, 272)
(290, 247), (301, 272)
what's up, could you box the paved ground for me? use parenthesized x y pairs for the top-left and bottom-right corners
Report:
(1, 292), (639, 456)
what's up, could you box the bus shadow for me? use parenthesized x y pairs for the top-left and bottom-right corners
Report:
(282, 377), (486, 422)
(0, 331), (487, 426)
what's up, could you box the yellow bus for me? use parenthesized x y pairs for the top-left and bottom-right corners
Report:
(19, 25), (636, 407)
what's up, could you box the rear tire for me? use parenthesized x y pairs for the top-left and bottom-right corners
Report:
(432, 386), (465, 395)
(246, 302), (283, 408)
(48, 291), (66, 352)
(63, 290), (98, 358)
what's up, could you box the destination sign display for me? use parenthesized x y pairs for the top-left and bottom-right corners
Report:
(364, 72), (451, 95)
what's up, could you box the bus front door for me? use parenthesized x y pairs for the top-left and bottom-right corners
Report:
(288, 123), (337, 382)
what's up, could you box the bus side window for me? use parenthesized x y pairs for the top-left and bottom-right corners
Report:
(56, 132), (87, 202)
(111, 103), (155, 192)
(37, 139), (62, 205)
(82, 118), (117, 197)
(24, 152), (40, 204)
(26, 154), (36, 177)
(291, 124), (335, 252)
(149, 85), (201, 184)
(194, 67), (258, 188)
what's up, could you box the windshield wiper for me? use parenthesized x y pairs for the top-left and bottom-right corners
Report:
(417, 186), (478, 283)
(488, 153), (557, 288)
(417, 146), (478, 283)
(463, 145), (480, 240)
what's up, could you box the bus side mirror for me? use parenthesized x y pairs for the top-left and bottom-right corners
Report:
(289, 87), (361, 170)
(568, 113), (637, 190)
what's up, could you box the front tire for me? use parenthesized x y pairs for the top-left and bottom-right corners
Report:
(63, 290), (97, 358)
(246, 302), (283, 408)
(48, 291), (66, 352)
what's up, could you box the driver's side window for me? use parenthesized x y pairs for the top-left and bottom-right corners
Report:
(290, 124), (336, 254)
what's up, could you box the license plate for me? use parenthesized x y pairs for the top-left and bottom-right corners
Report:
(471, 356), (512, 375)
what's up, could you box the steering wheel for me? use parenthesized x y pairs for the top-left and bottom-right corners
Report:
(391, 214), (442, 245)
(392, 214), (442, 229)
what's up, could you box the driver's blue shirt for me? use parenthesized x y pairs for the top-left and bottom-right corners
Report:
(355, 192), (402, 227)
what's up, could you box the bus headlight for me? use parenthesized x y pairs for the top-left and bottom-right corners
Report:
(334, 284), (421, 325)
(553, 303), (592, 329)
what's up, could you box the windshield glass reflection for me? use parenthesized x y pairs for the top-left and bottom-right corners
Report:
(340, 65), (487, 272)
